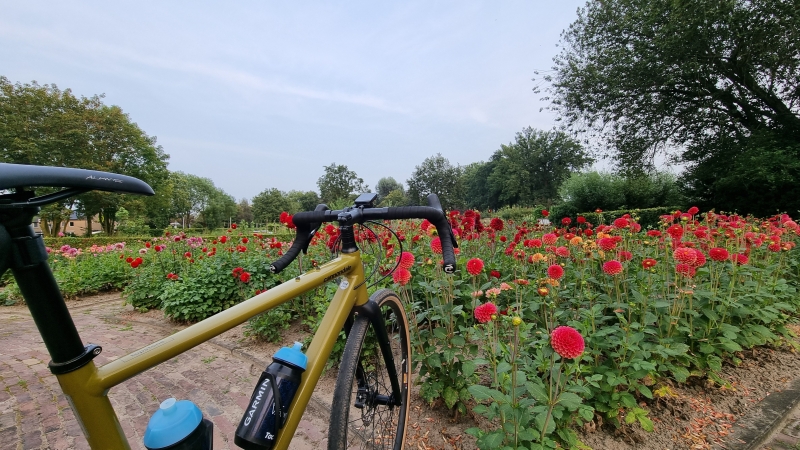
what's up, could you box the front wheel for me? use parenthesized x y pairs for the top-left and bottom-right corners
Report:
(328, 289), (411, 450)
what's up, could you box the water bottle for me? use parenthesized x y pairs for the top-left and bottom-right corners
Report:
(143, 397), (213, 449)
(234, 342), (307, 450)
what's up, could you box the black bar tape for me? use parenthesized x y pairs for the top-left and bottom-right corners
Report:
(269, 202), (459, 274)
(365, 206), (458, 274)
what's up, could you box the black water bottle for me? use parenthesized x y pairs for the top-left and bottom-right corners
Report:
(235, 342), (307, 449)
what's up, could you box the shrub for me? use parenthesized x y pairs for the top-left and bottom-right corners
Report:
(554, 171), (685, 218)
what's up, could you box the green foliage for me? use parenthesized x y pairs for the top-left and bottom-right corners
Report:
(489, 128), (592, 208)
(375, 177), (404, 202)
(316, 163), (367, 204)
(406, 153), (464, 210)
(286, 190), (321, 212)
(169, 171), (237, 230)
(252, 188), (296, 224)
(379, 189), (408, 207)
(554, 206), (681, 230)
(681, 132), (800, 216)
(494, 206), (546, 223)
(244, 307), (293, 343)
(547, 0), (800, 210)
(0, 76), (169, 236)
(554, 171), (685, 219)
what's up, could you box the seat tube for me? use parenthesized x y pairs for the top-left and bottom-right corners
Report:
(2, 211), (128, 448)
(56, 363), (131, 449)
(5, 213), (85, 362)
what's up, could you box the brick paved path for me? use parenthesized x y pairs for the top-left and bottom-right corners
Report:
(761, 404), (800, 449)
(0, 295), (330, 450)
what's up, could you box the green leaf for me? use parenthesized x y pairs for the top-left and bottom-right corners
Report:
(477, 431), (505, 449)
(557, 392), (583, 410)
(535, 411), (556, 435)
(461, 360), (477, 378)
(443, 386), (458, 409)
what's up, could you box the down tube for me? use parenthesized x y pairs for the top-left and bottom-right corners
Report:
(273, 261), (369, 450)
(93, 255), (363, 390)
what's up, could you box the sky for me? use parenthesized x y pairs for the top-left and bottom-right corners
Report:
(1, 1), (587, 201)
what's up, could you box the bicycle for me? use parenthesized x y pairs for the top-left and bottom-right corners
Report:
(0, 162), (458, 450)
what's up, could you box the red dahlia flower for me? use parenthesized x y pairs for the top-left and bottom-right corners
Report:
(617, 250), (632, 261)
(541, 209), (549, 217)
(547, 264), (565, 280)
(597, 237), (616, 251)
(555, 246), (570, 258)
(675, 263), (695, 278)
(646, 230), (662, 238)
(490, 218), (504, 231)
(392, 268), (412, 286)
(430, 237), (442, 254)
(709, 247), (729, 261)
(397, 251), (415, 270)
(688, 206), (700, 215)
(561, 217), (572, 225)
(466, 258), (485, 276)
(642, 258), (657, 269)
(667, 225), (684, 239)
(550, 326), (585, 359)
(613, 218), (629, 228)
(577, 216), (586, 224)
(673, 247), (697, 265)
(240, 272), (251, 283)
(474, 302), (498, 323)
(690, 249), (706, 268)
(542, 233), (558, 245)
(490, 270), (501, 279)
(602, 260), (623, 276)
(731, 253), (749, 265)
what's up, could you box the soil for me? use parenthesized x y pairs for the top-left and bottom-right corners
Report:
(10, 292), (800, 450)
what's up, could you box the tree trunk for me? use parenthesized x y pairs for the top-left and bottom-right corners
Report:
(85, 215), (93, 237)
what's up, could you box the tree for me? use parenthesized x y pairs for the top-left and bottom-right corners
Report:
(486, 128), (591, 207)
(375, 177), (404, 202)
(252, 188), (295, 224)
(461, 161), (501, 210)
(406, 154), (464, 210)
(0, 77), (169, 234)
(169, 172), (235, 229)
(236, 198), (254, 224)
(317, 163), (368, 204)
(286, 190), (321, 212)
(548, 0), (800, 175)
(547, 0), (800, 215)
(379, 190), (408, 207)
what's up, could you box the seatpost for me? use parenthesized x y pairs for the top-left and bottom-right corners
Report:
(1, 206), (87, 367)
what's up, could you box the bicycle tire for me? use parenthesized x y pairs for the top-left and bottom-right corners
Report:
(328, 289), (411, 450)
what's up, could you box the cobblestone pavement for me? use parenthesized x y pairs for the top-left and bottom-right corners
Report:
(0, 295), (330, 450)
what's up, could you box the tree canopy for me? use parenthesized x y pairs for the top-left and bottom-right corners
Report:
(547, 0), (800, 215)
(406, 154), (464, 210)
(461, 128), (591, 210)
(0, 77), (169, 234)
(316, 163), (368, 204)
(548, 0), (800, 171)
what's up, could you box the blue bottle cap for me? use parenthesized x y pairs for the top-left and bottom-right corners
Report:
(274, 342), (307, 370)
(143, 398), (203, 449)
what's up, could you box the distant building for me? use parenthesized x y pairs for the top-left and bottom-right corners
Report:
(32, 212), (103, 236)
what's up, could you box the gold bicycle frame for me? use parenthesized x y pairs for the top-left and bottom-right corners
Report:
(54, 251), (369, 450)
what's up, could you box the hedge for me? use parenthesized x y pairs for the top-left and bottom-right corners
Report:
(557, 206), (682, 229)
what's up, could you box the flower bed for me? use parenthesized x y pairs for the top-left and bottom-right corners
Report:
(7, 208), (800, 448)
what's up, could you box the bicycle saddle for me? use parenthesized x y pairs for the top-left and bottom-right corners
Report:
(0, 163), (154, 196)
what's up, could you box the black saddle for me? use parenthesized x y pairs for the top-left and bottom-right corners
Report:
(0, 163), (154, 196)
